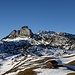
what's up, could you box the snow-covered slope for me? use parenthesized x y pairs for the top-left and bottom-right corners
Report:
(0, 49), (75, 75)
(0, 26), (75, 75)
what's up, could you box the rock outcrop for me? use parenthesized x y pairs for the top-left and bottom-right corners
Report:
(1, 26), (75, 50)
(36, 31), (75, 50)
(3, 26), (33, 39)
(19, 26), (33, 37)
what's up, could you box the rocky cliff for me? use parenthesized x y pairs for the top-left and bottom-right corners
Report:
(1, 26), (75, 51)
(3, 26), (33, 39)
(36, 31), (75, 50)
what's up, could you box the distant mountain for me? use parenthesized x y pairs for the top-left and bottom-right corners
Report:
(2, 26), (33, 39)
(36, 30), (75, 50)
(1, 26), (75, 75)
(1, 26), (75, 55)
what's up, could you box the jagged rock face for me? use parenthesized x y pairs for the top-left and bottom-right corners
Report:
(36, 31), (75, 50)
(8, 30), (17, 38)
(0, 40), (31, 54)
(1, 28), (75, 50)
(19, 26), (33, 37)
(3, 26), (33, 39)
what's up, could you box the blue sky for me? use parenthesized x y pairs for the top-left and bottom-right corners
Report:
(0, 0), (75, 39)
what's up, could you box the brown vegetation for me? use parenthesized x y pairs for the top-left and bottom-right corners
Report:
(67, 72), (75, 75)
(67, 60), (75, 65)
(17, 67), (39, 75)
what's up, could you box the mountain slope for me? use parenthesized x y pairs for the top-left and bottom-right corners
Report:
(0, 26), (75, 75)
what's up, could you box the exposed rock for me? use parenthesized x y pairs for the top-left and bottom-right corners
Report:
(35, 31), (75, 50)
(2, 26), (33, 39)
(0, 40), (31, 54)
(19, 26), (33, 37)
(9, 30), (17, 38)
(1, 27), (75, 50)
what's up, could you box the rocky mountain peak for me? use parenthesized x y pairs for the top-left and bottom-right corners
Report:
(1, 26), (75, 50)
(3, 26), (33, 39)
(21, 26), (28, 29)
(19, 26), (33, 37)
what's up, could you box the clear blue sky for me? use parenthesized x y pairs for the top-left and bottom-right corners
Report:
(0, 0), (75, 39)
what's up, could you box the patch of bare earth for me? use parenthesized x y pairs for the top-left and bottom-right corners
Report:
(1, 56), (54, 75)
(66, 60), (75, 75)
(67, 73), (75, 75)
(66, 60), (75, 65)
(17, 67), (39, 75)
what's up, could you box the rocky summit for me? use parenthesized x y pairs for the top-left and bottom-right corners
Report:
(1, 26), (75, 50)
(3, 26), (33, 39)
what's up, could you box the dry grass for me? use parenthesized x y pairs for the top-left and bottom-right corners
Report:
(1, 56), (28, 75)
(1, 65), (22, 75)
(14, 57), (54, 75)
(67, 72), (75, 75)
(1, 56), (56, 75)
(66, 60), (75, 65)
(17, 66), (39, 75)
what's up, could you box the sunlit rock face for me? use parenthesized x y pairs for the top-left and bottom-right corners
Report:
(1, 26), (75, 50)
(19, 26), (33, 38)
(3, 26), (33, 39)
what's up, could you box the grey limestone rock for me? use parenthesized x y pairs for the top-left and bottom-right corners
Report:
(2, 26), (33, 39)
(19, 26), (33, 37)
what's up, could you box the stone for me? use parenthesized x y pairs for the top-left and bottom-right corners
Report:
(2, 26), (33, 39)
(19, 26), (33, 37)
(8, 30), (17, 38)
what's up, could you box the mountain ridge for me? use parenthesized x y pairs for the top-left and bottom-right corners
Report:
(0, 26), (75, 75)
(1, 26), (75, 51)
(2, 26), (33, 39)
